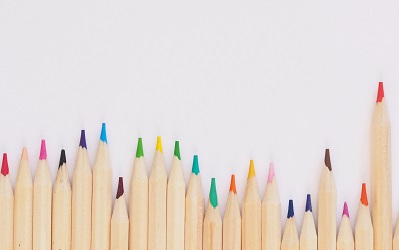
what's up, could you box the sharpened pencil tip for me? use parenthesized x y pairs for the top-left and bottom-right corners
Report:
(21, 147), (28, 160)
(210, 178), (218, 208)
(287, 200), (294, 218)
(268, 162), (275, 183)
(361, 183), (368, 206)
(174, 141), (181, 160)
(1, 153), (9, 176)
(248, 160), (255, 179)
(100, 123), (107, 143)
(136, 138), (144, 158)
(156, 136), (163, 152)
(80, 130), (87, 149)
(192, 155), (200, 175)
(377, 82), (384, 103)
(342, 202), (349, 218)
(40, 140), (47, 160)
(306, 194), (312, 212)
(59, 149), (66, 169)
(324, 149), (332, 171)
(116, 177), (124, 199)
(229, 175), (237, 194)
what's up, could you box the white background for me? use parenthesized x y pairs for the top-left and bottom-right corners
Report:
(1, 0), (399, 232)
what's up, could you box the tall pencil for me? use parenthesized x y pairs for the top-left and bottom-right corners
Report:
(262, 162), (281, 250)
(337, 202), (354, 250)
(52, 149), (72, 250)
(223, 175), (241, 250)
(167, 141), (185, 250)
(299, 194), (317, 250)
(318, 149), (336, 250)
(355, 183), (373, 250)
(111, 177), (129, 250)
(371, 82), (392, 250)
(242, 160), (261, 250)
(148, 136), (167, 250)
(203, 178), (222, 249)
(0, 153), (13, 250)
(14, 148), (32, 250)
(33, 140), (52, 250)
(185, 155), (204, 250)
(129, 138), (148, 250)
(91, 123), (113, 250)
(281, 200), (299, 250)
(72, 130), (92, 250)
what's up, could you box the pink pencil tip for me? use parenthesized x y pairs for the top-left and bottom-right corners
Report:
(39, 140), (47, 160)
(342, 202), (350, 218)
(21, 147), (28, 160)
(1, 153), (9, 176)
(268, 162), (275, 183)
(377, 82), (384, 103)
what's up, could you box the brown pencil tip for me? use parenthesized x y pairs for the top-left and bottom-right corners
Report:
(116, 177), (124, 199)
(229, 174), (237, 194)
(324, 149), (332, 171)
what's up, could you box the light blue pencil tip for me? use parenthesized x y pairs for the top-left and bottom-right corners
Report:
(100, 123), (107, 143)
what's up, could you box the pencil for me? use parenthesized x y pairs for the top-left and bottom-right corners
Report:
(299, 194), (317, 250)
(14, 148), (32, 250)
(71, 130), (92, 250)
(261, 162), (281, 250)
(52, 149), (72, 250)
(111, 177), (129, 250)
(91, 123), (113, 250)
(337, 202), (354, 250)
(394, 217), (399, 250)
(371, 82), (392, 250)
(318, 149), (336, 250)
(0, 153), (13, 250)
(203, 178), (222, 249)
(242, 160), (261, 250)
(223, 175), (241, 250)
(281, 200), (299, 250)
(355, 183), (373, 250)
(185, 155), (204, 250)
(33, 140), (52, 250)
(129, 138), (148, 250)
(167, 141), (185, 250)
(148, 136), (167, 250)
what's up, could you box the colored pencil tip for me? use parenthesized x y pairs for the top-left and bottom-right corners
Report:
(59, 149), (66, 169)
(305, 194), (312, 212)
(40, 139), (47, 160)
(268, 162), (275, 183)
(116, 177), (124, 199)
(192, 155), (200, 175)
(287, 200), (294, 218)
(377, 82), (384, 103)
(156, 136), (163, 152)
(79, 130), (87, 149)
(248, 160), (255, 179)
(361, 183), (368, 206)
(100, 123), (107, 143)
(210, 178), (218, 208)
(342, 202), (350, 218)
(229, 174), (237, 194)
(136, 138), (144, 158)
(174, 141), (181, 160)
(21, 147), (28, 160)
(1, 153), (9, 176)
(324, 149), (332, 171)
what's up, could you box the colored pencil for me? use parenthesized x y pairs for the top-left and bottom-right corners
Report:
(371, 82), (392, 250)
(223, 175), (241, 250)
(203, 178), (222, 250)
(394, 218), (399, 250)
(281, 200), (299, 250)
(129, 138), (148, 250)
(111, 177), (129, 250)
(0, 153), (13, 250)
(317, 149), (336, 250)
(355, 183), (373, 250)
(185, 155), (204, 250)
(71, 130), (92, 250)
(337, 202), (354, 250)
(299, 194), (317, 250)
(242, 160), (261, 250)
(33, 140), (52, 250)
(91, 123), (113, 250)
(148, 136), (167, 250)
(14, 148), (32, 250)
(261, 162), (281, 250)
(167, 141), (185, 250)
(52, 149), (72, 250)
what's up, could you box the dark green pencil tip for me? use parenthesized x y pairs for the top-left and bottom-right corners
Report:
(174, 141), (181, 160)
(136, 138), (144, 158)
(192, 155), (200, 175)
(210, 178), (218, 208)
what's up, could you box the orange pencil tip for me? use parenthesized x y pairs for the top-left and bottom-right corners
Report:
(229, 174), (237, 194)
(361, 183), (368, 206)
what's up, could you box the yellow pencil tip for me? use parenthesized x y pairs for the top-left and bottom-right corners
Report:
(156, 136), (163, 152)
(248, 160), (255, 179)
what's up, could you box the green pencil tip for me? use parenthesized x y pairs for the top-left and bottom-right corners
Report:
(210, 178), (218, 208)
(192, 155), (200, 175)
(174, 141), (181, 160)
(136, 138), (144, 158)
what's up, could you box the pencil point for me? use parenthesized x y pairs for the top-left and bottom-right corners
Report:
(210, 178), (218, 208)
(21, 147), (28, 160)
(268, 162), (275, 183)
(1, 153), (9, 176)
(229, 175), (237, 194)
(361, 183), (368, 206)
(59, 149), (66, 169)
(174, 141), (181, 160)
(192, 155), (200, 175)
(305, 194), (312, 212)
(342, 202), (350, 218)
(248, 160), (255, 179)
(324, 149), (332, 171)
(287, 200), (294, 218)
(156, 136), (163, 152)
(100, 123), (107, 143)
(116, 177), (124, 199)
(40, 140), (47, 160)
(377, 82), (384, 103)
(80, 130), (87, 149)
(136, 138), (144, 158)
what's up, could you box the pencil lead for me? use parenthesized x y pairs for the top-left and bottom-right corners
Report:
(1, 153), (9, 176)
(80, 130), (87, 149)
(100, 123), (107, 143)
(192, 155), (200, 175)
(21, 147), (28, 160)
(305, 194), (312, 212)
(287, 200), (294, 218)
(248, 160), (255, 179)
(229, 174), (237, 194)
(342, 202), (350, 218)
(116, 177), (124, 199)
(361, 183), (368, 206)
(174, 141), (181, 160)
(156, 136), (163, 152)
(324, 149), (332, 171)
(40, 139), (47, 160)
(136, 138), (144, 158)
(377, 82), (384, 103)
(59, 149), (66, 169)
(210, 178), (218, 208)
(268, 162), (275, 183)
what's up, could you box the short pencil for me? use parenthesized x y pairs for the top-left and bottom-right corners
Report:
(0, 153), (14, 250)
(111, 177), (129, 250)
(203, 178), (222, 250)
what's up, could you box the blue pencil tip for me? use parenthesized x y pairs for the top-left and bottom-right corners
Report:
(305, 194), (312, 212)
(287, 200), (294, 218)
(100, 123), (107, 143)
(80, 130), (87, 149)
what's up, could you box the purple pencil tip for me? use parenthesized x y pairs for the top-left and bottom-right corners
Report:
(79, 130), (87, 149)
(342, 202), (350, 218)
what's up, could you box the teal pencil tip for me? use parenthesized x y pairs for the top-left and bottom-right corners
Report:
(209, 178), (218, 208)
(100, 123), (107, 143)
(192, 155), (200, 175)
(174, 141), (181, 160)
(136, 138), (144, 158)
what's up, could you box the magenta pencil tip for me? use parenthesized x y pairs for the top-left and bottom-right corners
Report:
(40, 140), (47, 160)
(268, 162), (275, 183)
(342, 202), (350, 218)
(1, 153), (9, 176)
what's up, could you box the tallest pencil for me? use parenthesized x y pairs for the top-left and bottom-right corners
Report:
(372, 82), (392, 250)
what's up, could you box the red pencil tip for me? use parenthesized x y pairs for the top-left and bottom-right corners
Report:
(229, 174), (237, 194)
(361, 183), (368, 206)
(377, 82), (384, 103)
(1, 153), (9, 176)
